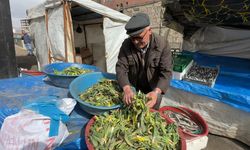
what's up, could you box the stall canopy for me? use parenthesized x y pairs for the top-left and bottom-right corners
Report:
(162, 0), (250, 59)
(161, 0), (250, 144)
(27, 0), (130, 73)
(161, 0), (250, 111)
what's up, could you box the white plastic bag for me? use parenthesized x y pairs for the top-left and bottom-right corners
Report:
(0, 98), (76, 150)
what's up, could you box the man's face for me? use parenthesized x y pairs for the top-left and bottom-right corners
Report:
(130, 27), (152, 49)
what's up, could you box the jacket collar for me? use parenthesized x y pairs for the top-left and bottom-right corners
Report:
(150, 33), (161, 52)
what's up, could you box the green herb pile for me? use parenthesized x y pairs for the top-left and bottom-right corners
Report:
(89, 92), (180, 150)
(79, 79), (122, 107)
(54, 66), (93, 76)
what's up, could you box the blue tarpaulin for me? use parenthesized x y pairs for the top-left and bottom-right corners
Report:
(0, 76), (90, 149)
(171, 52), (250, 112)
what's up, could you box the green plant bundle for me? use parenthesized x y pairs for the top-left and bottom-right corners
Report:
(79, 79), (122, 107)
(54, 66), (93, 76)
(89, 92), (180, 150)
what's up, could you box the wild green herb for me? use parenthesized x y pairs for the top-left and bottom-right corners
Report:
(89, 92), (180, 150)
(54, 66), (92, 76)
(79, 79), (122, 107)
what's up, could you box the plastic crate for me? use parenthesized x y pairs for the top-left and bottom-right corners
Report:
(173, 54), (193, 72)
(183, 64), (219, 87)
(43, 62), (101, 88)
(172, 54), (193, 80)
(69, 72), (121, 115)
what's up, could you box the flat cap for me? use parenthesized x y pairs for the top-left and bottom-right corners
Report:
(125, 13), (150, 36)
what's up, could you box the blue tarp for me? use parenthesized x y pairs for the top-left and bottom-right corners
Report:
(0, 76), (90, 149)
(171, 52), (250, 112)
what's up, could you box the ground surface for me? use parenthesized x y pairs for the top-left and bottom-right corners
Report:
(204, 134), (250, 150)
(15, 45), (37, 70)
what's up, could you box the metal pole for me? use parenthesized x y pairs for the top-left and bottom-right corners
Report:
(0, 0), (18, 78)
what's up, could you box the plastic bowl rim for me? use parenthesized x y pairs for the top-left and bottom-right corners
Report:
(43, 62), (100, 77)
(69, 72), (122, 110)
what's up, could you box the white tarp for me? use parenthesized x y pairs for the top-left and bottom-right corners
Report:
(73, 0), (130, 22)
(30, 17), (48, 69)
(103, 18), (128, 73)
(27, 3), (45, 19)
(47, 6), (65, 60)
(73, 0), (130, 73)
(27, 0), (130, 71)
(183, 26), (250, 59)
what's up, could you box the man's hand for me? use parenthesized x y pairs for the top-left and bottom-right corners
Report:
(146, 91), (157, 108)
(123, 85), (134, 105)
(146, 88), (162, 108)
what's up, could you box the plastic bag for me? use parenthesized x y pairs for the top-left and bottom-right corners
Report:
(0, 108), (19, 128)
(0, 97), (76, 150)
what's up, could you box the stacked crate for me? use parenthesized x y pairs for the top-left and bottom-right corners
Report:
(172, 54), (193, 80)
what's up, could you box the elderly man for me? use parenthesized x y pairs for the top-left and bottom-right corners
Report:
(116, 13), (172, 109)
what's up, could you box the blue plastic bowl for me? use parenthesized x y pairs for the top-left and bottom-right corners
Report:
(69, 72), (122, 115)
(43, 62), (101, 88)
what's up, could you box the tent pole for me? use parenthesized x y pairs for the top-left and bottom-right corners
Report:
(45, 10), (52, 64)
(63, 1), (68, 62)
(66, 1), (76, 63)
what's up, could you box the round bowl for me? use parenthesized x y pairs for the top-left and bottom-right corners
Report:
(43, 62), (100, 88)
(85, 115), (186, 150)
(69, 72), (121, 115)
(159, 106), (209, 140)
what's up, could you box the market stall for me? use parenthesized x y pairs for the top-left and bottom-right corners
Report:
(161, 0), (250, 145)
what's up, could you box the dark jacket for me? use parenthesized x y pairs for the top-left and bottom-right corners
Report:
(22, 33), (32, 44)
(116, 33), (172, 94)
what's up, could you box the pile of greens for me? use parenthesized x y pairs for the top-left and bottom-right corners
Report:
(54, 66), (92, 76)
(88, 92), (180, 150)
(79, 79), (122, 107)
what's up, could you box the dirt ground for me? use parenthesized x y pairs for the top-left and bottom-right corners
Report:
(204, 134), (250, 150)
(15, 45), (38, 70)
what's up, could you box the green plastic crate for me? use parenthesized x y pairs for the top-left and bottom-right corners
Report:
(173, 54), (193, 72)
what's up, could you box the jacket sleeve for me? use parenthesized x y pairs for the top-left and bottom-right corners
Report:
(116, 42), (131, 88)
(156, 42), (172, 94)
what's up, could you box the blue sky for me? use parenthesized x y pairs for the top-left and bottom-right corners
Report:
(10, 0), (45, 28)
